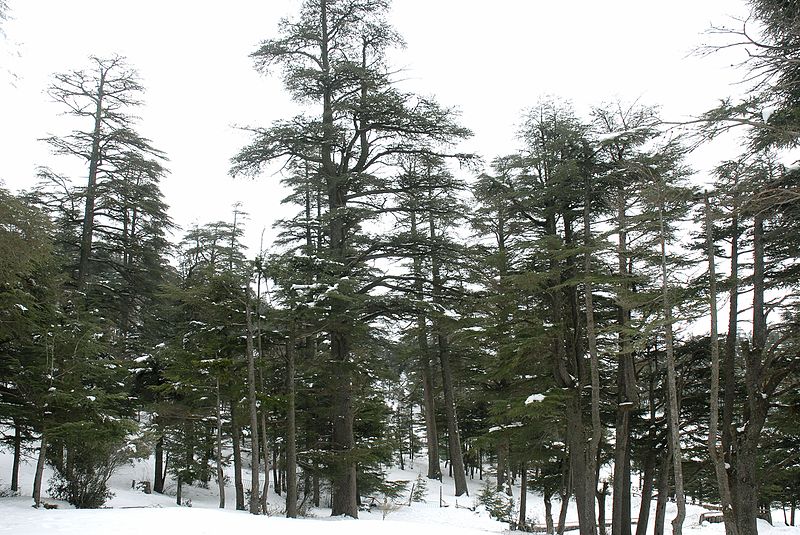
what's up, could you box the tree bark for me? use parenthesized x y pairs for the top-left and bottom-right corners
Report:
(245, 298), (260, 514)
(430, 217), (467, 497)
(154, 434), (164, 494)
(260, 410), (269, 512)
(286, 331), (298, 518)
(634, 451), (656, 535)
(11, 420), (21, 492)
(583, 192), (602, 535)
(412, 210), (441, 481)
(654, 439), (672, 535)
(729, 211), (767, 535)
(518, 463), (528, 530)
(558, 486), (571, 535)
(330, 329), (358, 516)
(497, 439), (508, 493)
(545, 490), (555, 534)
(32, 430), (47, 507)
(597, 480), (609, 535)
(704, 193), (738, 535)
(215, 379), (226, 509)
(612, 185), (637, 535)
(231, 406), (245, 510)
(659, 193), (685, 535)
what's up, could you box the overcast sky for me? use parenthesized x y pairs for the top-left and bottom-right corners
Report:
(0, 0), (750, 254)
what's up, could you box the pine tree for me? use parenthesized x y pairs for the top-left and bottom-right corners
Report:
(232, 0), (471, 517)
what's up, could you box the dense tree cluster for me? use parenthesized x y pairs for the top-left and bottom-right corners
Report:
(0, 1), (798, 534)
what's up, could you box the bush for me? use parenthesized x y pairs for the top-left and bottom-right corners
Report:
(48, 467), (114, 509)
(46, 419), (146, 508)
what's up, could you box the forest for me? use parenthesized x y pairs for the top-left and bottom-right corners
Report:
(0, 1), (798, 535)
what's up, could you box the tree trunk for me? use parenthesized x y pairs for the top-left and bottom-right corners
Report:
(634, 451), (656, 535)
(722, 182), (739, 477)
(245, 299), (261, 514)
(286, 331), (298, 518)
(272, 447), (280, 496)
(76, 69), (106, 288)
(330, 331), (358, 517)
(583, 193), (602, 535)
(215, 380), (226, 509)
(497, 439), (508, 493)
(231, 406), (245, 510)
(612, 185), (637, 535)
(154, 434), (164, 494)
(545, 490), (555, 535)
(659, 194), (685, 535)
(260, 410), (269, 512)
(704, 193), (738, 535)
(11, 420), (21, 492)
(32, 430), (47, 507)
(597, 481), (609, 535)
(518, 463), (527, 530)
(431, 218), (467, 497)
(654, 446), (672, 535)
(728, 211), (768, 535)
(413, 211), (441, 481)
(732, 445), (760, 535)
(313, 467), (320, 507)
(558, 488), (571, 535)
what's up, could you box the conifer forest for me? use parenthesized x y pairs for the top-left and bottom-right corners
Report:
(0, 1), (799, 535)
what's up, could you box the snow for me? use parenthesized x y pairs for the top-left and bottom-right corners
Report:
(1, 436), (798, 535)
(15, 303), (28, 312)
(525, 394), (545, 404)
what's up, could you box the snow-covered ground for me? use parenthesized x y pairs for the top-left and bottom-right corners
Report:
(1, 442), (798, 535)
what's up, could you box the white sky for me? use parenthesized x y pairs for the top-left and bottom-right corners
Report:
(0, 0), (750, 255)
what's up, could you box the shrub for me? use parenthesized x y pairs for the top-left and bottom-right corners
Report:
(46, 419), (146, 508)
